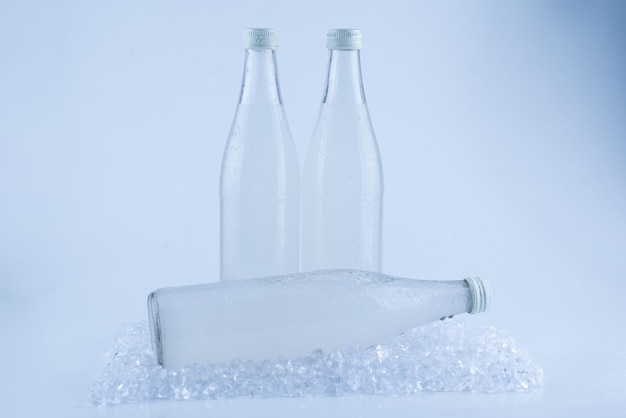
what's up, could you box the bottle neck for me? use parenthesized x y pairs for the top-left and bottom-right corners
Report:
(322, 49), (366, 105)
(239, 49), (283, 105)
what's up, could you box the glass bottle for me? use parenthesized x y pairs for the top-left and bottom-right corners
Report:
(148, 270), (491, 369)
(220, 28), (300, 281)
(302, 28), (383, 272)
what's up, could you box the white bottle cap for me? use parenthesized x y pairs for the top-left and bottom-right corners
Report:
(327, 28), (362, 50)
(464, 276), (492, 314)
(243, 28), (279, 50)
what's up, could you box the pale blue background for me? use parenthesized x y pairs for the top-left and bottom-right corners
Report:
(1, 0), (625, 416)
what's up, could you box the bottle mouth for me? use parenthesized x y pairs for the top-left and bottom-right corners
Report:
(147, 292), (164, 366)
(464, 276), (491, 314)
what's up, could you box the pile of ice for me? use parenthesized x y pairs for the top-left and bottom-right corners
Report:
(90, 320), (542, 404)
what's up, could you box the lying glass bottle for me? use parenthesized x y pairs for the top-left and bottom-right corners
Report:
(147, 270), (491, 370)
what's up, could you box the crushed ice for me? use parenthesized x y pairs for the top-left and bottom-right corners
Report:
(90, 320), (543, 404)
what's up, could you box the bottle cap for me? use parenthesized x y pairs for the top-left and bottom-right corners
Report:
(327, 28), (362, 50)
(243, 28), (279, 50)
(464, 276), (491, 314)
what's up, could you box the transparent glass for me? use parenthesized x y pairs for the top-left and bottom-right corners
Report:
(302, 47), (383, 272)
(148, 270), (490, 369)
(220, 48), (300, 281)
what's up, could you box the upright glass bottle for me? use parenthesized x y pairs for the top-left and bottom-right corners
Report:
(220, 29), (300, 281)
(148, 270), (491, 369)
(302, 29), (383, 272)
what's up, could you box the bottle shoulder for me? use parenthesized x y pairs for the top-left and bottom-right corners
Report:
(220, 104), (300, 191)
(303, 107), (382, 181)
(225, 104), (296, 148)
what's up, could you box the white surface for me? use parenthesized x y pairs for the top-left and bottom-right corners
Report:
(1, 1), (625, 417)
